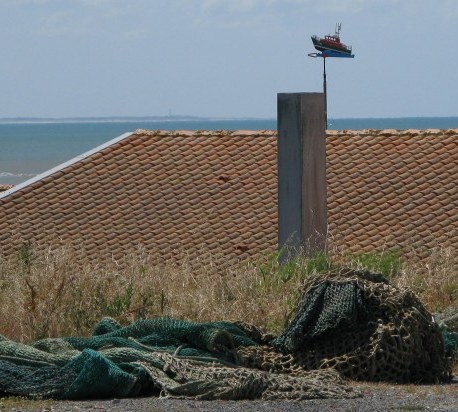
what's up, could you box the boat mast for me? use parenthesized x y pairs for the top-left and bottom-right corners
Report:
(335, 23), (342, 38)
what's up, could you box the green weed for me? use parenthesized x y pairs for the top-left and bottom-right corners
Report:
(348, 250), (401, 278)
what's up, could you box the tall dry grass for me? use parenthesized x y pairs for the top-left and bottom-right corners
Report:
(0, 244), (307, 342)
(0, 242), (456, 344)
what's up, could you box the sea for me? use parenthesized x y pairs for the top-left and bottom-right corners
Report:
(1, 117), (458, 185)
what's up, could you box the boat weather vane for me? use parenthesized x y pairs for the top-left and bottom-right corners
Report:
(308, 23), (355, 129)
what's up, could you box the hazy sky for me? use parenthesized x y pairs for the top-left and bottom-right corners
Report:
(1, 0), (457, 119)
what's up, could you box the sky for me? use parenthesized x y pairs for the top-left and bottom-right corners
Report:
(0, 0), (457, 119)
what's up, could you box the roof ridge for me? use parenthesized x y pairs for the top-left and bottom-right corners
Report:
(134, 129), (278, 137)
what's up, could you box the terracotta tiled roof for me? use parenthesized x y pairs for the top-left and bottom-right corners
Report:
(0, 130), (278, 263)
(326, 129), (457, 258)
(0, 129), (456, 263)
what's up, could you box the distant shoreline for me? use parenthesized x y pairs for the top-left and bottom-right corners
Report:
(0, 116), (275, 125)
(1, 116), (457, 127)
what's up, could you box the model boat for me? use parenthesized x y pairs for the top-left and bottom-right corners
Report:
(311, 23), (352, 55)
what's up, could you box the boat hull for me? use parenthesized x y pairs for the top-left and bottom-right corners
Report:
(311, 37), (352, 55)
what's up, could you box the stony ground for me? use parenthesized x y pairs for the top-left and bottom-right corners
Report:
(1, 379), (457, 412)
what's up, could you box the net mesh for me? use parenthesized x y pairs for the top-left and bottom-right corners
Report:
(267, 268), (452, 383)
(435, 306), (458, 360)
(0, 268), (454, 401)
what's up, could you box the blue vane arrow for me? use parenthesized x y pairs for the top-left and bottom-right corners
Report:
(308, 50), (355, 58)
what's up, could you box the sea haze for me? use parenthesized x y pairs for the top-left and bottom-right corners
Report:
(1, 117), (457, 185)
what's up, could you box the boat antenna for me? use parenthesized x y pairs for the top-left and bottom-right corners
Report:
(335, 23), (341, 37)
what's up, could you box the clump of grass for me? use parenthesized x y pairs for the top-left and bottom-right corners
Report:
(0, 397), (55, 410)
(392, 247), (457, 312)
(348, 249), (401, 279)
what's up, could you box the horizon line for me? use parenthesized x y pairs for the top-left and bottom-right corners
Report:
(2, 114), (458, 119)
(1, 115), (458, 125)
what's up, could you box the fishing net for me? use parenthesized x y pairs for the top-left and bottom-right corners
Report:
(0, 317), (354, 400)
(264, 268), (451, 383)
(435, 306), (458, 360)
(0, 269), (452, 401)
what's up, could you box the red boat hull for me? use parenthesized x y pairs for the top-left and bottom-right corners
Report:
(311, 35), (352, 55)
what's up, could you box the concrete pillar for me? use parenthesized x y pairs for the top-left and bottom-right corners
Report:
(277, 92), (327, 258)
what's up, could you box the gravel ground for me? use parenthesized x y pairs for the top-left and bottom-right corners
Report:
(1, 379), (457, 412)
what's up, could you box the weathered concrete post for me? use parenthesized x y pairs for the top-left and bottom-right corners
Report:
(277, 92), (327, 258)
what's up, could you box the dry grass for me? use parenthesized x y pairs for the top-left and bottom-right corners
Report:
(0, 242), (456, 346)
(0, 397), (55, 411)
(0, 245), (311, 341)
(394, 247), (457, 312)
